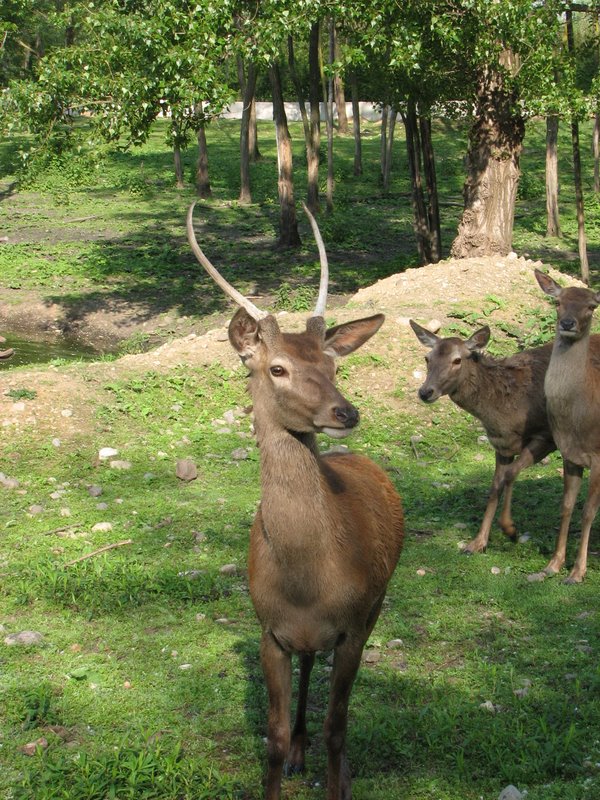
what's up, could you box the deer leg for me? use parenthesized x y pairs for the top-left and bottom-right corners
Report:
(463, 454), (514, 554)
(286, 651), (315, 775)
(565, 459), (600, 584)
(532, 459), (583, 580)
(260, 631), (292, 800)
(324, 637), (365, 800)
(497, 439), (555, 538)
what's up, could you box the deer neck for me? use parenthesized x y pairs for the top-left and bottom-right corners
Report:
(546, 330), (591, 406)
(449, 357), (496, 417)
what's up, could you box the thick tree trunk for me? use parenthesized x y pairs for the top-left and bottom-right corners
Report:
(270, 63), (301, 248)
(325, 19), (335, 212)
(237, 55), (260, 163)
(239, 62), (258, 204)
(350, 73), (362, 176)
(419, 113), (442, 262)
(195, 123), (211, 198)
(451, 62), (524, 258)
(566, 10), (589, 283)
(545, 115), (560, 238)
(173, 145), (184, 189)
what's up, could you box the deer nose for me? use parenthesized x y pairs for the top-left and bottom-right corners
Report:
(419, 386), (434, 402)
(560, 318), (576, 331)
(334, 405), (359, 428)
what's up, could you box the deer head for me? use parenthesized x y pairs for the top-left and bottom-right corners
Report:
(535, 269), (600, 342)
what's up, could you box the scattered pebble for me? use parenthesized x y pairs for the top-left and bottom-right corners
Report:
(518, 534), (531, 544)
(220, 563), (238, 576)
(479, 700), (497, 713)
(21, 737), (48, 756)
(123, 681), (132, 689)
(92, 522), (113, 533)
(110, 460), (132, 470)
(362, 650), (382, 664)
(416, 568), (427, 577)
(176, 459), (198, 482)
(88, 485), (103, 497)
(4, 630), (45, 646)
(498, 786), (523, 800)
(386, 639), (404, 649)
(98, 447), (119, 460)
(0, 473), (20, 489)
(96, 502), (108, 511)
(179, 663), (192, 671)
(28, 504), (44, 515)
(491, 566), (501, 575)
(61, 408), (73, 418)
(230, 447), (249, 460)
(52, 438), (61, 447)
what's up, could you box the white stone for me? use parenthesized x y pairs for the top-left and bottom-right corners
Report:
(99, 447), (119, 460)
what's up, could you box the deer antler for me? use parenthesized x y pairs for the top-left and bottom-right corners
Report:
(186, 203), (267, 321)
(302, 203), (329, 318)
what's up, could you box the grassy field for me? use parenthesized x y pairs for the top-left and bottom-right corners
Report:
(1, 117), (600, 800)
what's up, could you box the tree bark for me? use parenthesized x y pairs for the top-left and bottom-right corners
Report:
(237, 55), (260, 162)
(195, 123), (211, 198)
(403, 102), (432, 265)
(382, 108), (396, 193)
(333, 28), (348, 134)
(269, 63), (301, 248)
(380, 105), (389, 181)
(451, 59), (524, 258)
(545, 115), (561, 237)
(173, 145), (184, 189)
(566, 9), (589, 283)
(593, 112), (599, 195)
(239, 61), (258, 204)
(419, 112), (442, 262)
(350, 72), (362, 176)
(325, 19), (335, 212)
(289, 31), (320, 212)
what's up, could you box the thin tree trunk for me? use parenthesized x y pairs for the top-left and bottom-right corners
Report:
(419, 111), (442, 262)
(270, 63), (301, 248)
(325, 19), (335, 212)
(545, 114), (561, 237)
(333, 28), (348, 134)
(237, 55), (260, 163)
(380, 105), (389, 181)
(173, 145), (184, 189)
(195, 123), (211, 198)
(289, 32), (319, 212)
(451, 57), (524, 258)
(239, 62), (258, 204)
(403, 102), (432, 265)
(350, 72), (362, 176)
(593, 112), (599, 195)
(382, 108), (396, 193)
(566, 9), (589, 283)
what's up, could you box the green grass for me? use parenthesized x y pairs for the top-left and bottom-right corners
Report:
(2, 115), (600, 799)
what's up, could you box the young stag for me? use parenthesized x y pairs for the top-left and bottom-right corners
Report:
(409, 319), (555, 554)
(187, 203), (404, 799)
(534, 269), (600, 583)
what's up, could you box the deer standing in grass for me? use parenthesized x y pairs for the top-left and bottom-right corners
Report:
(534, 269), (600, 583)
(187, 203), (404, 799)
(409, 319), (555, 554)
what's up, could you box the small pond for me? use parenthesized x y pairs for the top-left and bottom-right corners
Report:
(0, 334), (100, 369)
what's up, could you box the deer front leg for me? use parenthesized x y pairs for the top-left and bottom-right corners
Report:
(463, 453), (514, 554)
(531, 459), (583, 580)
(324, 637), (364, 800)
(286, 651), (315, 775)
(565, 458), (600, 584)
(260, 631), (292, 800)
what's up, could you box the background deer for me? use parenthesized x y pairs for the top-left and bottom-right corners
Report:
(409, 319), (555, 553)
(187, 203), (404, 799)
(534, 269), (600, 583)
(0, 336), (14, 360)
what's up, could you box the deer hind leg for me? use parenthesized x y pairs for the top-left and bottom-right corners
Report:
(260, 631), (292, 800)
(532, 459), (583, 580)
(286, 651), (315, 775)
(497, 439), (555, 539)
(324, 637), (366, 800)
(565, 459), (600, 584)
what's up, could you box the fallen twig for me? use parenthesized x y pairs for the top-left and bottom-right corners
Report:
(63, 539), (133, 566)
(42, 524), (82, 536)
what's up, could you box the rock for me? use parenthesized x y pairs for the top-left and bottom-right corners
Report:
(4, 630), (44, 646)
(220, 563), (238, 576)
(479, 700), (497, 713)
(179, 663), (192, 670)
(0, 473), (19, 489)
(362, 649), (381, 664)
(109, 460), (132, 470)
(96, 502), (108, 511)
(28, 504), (44, 515)
(52, 438), (61, 447)
(230, 447), (249, 460)
(416, 568), (427, 576)
(92, 522), (113, 533)
(223, 409), (238, 425)
(61, 408), (73, 418)
(498, 786), (523, 800)
(386, 638), (404, 649)
(491, 566), (501, 575)
(425, 318), (442, 333)
(21, 737), (48, 755)
(88, 485), (103, 497)
(98, 447), (119, 460)
(176, 459), (198, 482)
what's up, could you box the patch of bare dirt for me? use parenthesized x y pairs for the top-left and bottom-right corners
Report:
(0, 254), (576, 444)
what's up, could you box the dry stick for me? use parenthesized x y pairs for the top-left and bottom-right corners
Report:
(63, 539), (133, 567)
(42, 524), (82, 536)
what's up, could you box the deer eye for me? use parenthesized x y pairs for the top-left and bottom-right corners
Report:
(452, 357), (462, 366)
(270, 365), (287, 377)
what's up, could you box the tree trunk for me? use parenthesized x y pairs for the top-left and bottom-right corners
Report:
(350, 72), (362, 176)
(325, 19), (335, 212)
(593, 112), (600, 195)
(237, 55), (260, 163)
(403, 103), (432, 265)
(173, 145), (184, 189)
(380, 105), (389, 181)
(195, 123), (211, 198)
(566, 9), (589, 283)
(451, 59), (524, 258)
(419, 112), (442, 262)
(289, 31), (320, 212)
(545, 115), (560, 237)
(239, 61), (258, 204)
(333, 28), (348, 134)
(269, 63), (301, 248)
(382, 108), (396, 193)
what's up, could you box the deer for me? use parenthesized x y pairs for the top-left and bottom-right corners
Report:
(187, 202), (404, 799)
(533, 268), (600, 583)
(409, 319), (556, 554)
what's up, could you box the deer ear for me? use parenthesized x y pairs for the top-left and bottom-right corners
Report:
(465, 326), (491, 352)
(409, 319), (439, 349)
(324, 314), (384, 357)
(535, 268), (562, 298)
(228, 307), (261, 360)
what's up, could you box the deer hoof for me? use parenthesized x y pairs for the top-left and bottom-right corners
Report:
(284, 761), (305, 777)
(563, 573), (584, 585)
